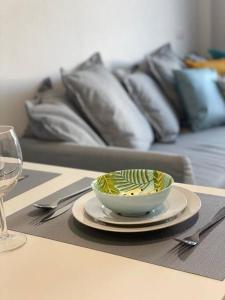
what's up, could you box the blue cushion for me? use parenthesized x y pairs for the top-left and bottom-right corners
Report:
(174, 68), (225, 131)
(209, 49), (225, 59)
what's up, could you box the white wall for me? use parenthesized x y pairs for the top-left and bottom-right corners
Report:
(197, 0), (225, 52)
(211, 0), (225, 49)
(197, 0), (212, 54)
(0, 0), (199, 136)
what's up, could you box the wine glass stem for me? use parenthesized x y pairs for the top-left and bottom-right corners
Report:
(0, 196), (8, 237)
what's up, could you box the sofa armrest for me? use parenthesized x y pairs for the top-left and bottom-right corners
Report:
(20, 138), (195, 184)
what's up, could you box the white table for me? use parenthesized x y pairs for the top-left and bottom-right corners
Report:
(1, 162), (225, 300)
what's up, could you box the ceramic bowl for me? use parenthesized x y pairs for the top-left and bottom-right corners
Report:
(91, 169), (174, 217)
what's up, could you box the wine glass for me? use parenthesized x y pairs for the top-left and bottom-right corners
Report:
(0, 126), (26, 252)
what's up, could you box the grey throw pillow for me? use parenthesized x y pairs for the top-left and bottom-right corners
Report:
(76, 52), (104, 70)
(184, 52), (208, 62)
(61, 53), (154, 150)
(144, 44), (184, 119)
(25, 79), (105, 146)
(122, 72), (180, 143)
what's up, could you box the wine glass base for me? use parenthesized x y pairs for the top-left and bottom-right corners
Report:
(0, 233), (27, 253)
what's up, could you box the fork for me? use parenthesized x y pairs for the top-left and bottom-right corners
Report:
(174, 206), (225, 246)
(31, 202), (74, 226)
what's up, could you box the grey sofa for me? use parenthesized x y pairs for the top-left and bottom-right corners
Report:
(152, 126), (225, 188)
(21, 48), (225, 188)
(21, 138), (194, 184)
(20, 124), (225, 188)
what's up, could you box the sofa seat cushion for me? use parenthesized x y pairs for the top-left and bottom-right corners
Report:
(151, 126), (225, 188)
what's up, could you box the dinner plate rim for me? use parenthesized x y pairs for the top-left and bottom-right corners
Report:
(84, 187), (188, 226)
(72, 186), (201, 233)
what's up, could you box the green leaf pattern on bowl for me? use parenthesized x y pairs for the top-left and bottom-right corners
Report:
(96, 169), (172, 196)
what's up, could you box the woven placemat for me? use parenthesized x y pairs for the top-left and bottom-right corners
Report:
(5, 169), (60, 201)
(7, 183), (225, 281)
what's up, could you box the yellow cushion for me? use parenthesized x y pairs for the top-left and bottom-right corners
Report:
(185, 59), (225, 75)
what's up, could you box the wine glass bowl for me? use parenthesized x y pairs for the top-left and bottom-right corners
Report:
(0, 126), (26, 252)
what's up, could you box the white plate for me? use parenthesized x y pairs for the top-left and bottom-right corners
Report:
(84, 187), (187, 226)
(72, 186), (201, 233)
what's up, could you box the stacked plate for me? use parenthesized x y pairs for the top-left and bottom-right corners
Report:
(72, 186), (201, 233)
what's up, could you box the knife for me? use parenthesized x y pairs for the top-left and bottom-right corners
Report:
(38, 202), (73, 224)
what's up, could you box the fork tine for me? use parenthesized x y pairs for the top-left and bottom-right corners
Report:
(165, 244), (190, 261)
(32, 217), (46, 226)
(34, 220), (44, 226)
(169, 242), (188, 254)
(169, 243), (181, 252)
(30, 211), (51, 226)
(178, 244), (193, 256)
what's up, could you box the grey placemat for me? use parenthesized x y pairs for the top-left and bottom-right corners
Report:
(5, 169), (60, 201)
(6, 184), (225, 281)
